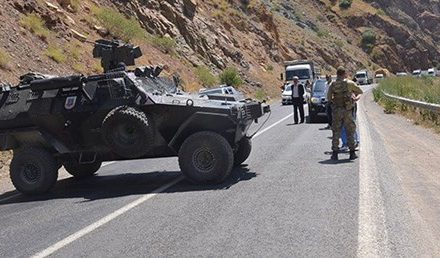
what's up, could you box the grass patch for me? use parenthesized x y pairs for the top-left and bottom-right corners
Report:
(195, 66), (218, 87)
(46, 45), (66, 63)
(92, 61), (103, 74)
(93, 7), (145, 42)
(72, 63), (86, 73)
(0, 48), (11, 69)
(149, 36), (176, 54)
(219, 67), (243, 87)
(255, 89), (267, 101)
(20, 13), (51, 41)
(66, 41), (83, 60)
(317, 29), (330, 38)
(374, 77), (440, 130)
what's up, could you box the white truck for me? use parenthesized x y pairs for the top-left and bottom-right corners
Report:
(355, 70), (373, 85)
(280, 60), (319, 104)
(281, 60), (319, 86)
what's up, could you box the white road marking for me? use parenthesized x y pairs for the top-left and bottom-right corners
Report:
(357, 101), (391, 257)
(253, 113), (293, 138)
(32, 176), (184, 258)
(32, 110), (291, 257)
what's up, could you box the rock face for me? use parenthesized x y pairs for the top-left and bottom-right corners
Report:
(362, 0), (440, 71)
(1, 0), (439, 87)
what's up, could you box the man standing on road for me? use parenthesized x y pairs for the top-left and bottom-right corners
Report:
(324, 75), (333, 129)
(291, 76), (305, 124)
(327, 67), (363, 160)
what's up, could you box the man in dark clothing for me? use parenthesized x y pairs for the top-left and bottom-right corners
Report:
(291, 76), (305, 124)
(325, 75), (333, 129)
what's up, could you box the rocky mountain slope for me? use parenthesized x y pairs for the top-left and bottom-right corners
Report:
(1, 0), (440, 177)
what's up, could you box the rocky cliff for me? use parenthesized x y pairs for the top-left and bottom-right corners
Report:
(0, 0), (439, 94)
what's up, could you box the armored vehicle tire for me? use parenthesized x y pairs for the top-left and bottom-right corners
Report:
(234, 137), (252, 166)
(10, 148), (58, 194)
(102, 107), (153, 159)
(178, 131), (233, 184)
(309, 110), (317, 123)
(63, 160), (102, 179)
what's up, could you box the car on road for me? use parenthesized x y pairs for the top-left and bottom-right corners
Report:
(375, 73), (384, 82)
(412, 69), (422, 77)
(281, 84), (293, 105)
(308, 79), (328, 123)
(427, 68), (437, 77)
(199, 85), (245, 101)
(396, 72), (408, 77)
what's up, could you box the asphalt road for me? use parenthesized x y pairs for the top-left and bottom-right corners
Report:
(1, 85), (439, 257)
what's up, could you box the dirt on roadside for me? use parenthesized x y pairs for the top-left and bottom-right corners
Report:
(0, 151), (12, 180)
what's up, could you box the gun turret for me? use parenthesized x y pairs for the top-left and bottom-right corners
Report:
(93, 39), (142, 73)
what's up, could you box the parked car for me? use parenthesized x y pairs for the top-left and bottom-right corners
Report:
(427, 68), (437, 77)
(199, 85), (245, 101)
(375, 73), (384, 82)
(281, 84), (293, 105)
(308, 79), (328, 123)
(396, 72), (408, 77)
(281, 83), (308, 105)
(412, 69), (422, 77)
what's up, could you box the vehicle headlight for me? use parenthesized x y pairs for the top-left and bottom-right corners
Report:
(311, 97), (320, 104)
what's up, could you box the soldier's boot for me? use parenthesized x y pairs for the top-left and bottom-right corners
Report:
(331, 151), (338, 161)
(349, 150), (358, 160)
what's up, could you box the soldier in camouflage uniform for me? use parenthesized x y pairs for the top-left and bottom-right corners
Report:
(326, 67), (363, 160)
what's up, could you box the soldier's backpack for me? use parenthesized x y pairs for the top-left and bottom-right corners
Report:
(331, 80), (353, 110)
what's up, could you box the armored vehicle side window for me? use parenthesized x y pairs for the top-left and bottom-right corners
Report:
(96, 78), (129, 99)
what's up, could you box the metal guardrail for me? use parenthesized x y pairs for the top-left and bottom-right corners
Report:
(382, 91), (440, 113)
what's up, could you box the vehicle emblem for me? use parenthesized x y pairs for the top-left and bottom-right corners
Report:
(64, 96), (77, 110)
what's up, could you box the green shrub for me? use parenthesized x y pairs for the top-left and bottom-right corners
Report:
(317, 29), (330, 38)
(0, 48), (10, 69)
(195, 66), (218, 87)
(46, 45), (66, 63)
(94, 7), (144, 41)
(151, 36), (176, 54)
(255, 89), (267, 101)
(376, 9), (386, 16)
(339, 0), (352, 9)
(361, 30), (376, 50)
(20, 13), (51, 41)
(219, 67), (243, 87)
(266, 64), (274, 72)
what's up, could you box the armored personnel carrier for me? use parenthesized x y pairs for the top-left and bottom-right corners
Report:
(0, 39), (270, 194)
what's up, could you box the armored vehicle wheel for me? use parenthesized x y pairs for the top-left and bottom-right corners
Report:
(63, 159), (102, 179)
(234, 137), (252, 166)
(309, 111), (317, 123)
(102, 107), (153, 159)
(178, 131), (233, 184)
(10, 148), (58, 194)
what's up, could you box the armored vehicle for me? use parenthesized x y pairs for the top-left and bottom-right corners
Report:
(0, 39), (270, 194)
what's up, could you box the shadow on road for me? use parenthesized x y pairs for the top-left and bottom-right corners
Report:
(0, 166), (257, 205)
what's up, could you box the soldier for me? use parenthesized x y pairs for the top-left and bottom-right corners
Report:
(327, 67), (363, 160)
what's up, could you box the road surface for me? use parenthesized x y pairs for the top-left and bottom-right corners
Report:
(1, 85), (439, 257)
